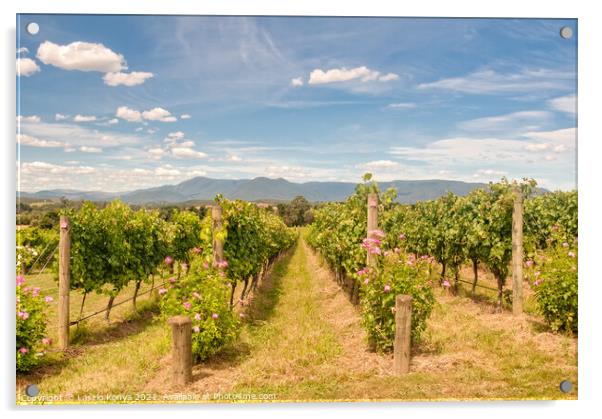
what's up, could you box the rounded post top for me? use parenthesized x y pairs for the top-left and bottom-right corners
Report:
(168, 315), (192, 326)
(395, 294), (413, 304)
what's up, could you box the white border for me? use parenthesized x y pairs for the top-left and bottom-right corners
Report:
(3, 1), (601, 418)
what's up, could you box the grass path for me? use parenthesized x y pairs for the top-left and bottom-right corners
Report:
(18, 235), (577, 403)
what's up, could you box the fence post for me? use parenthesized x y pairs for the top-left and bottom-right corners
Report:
(212, 205), (224, 266)
(394, 295), (412, 375)
(512, 187), (524, 316)
(58, 216), (70, 349)
(367, 193), (379, 267)
(168, 315), (192, 386)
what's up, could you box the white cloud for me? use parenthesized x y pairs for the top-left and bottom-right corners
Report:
(135, 127), (144, 132)
(473, 169), (507, 177)
(387, 103), (416, 109)
(17, 115), (41, 123)
(55, 113), (69, 121)
(103, 71), (154, 87)
(148, 148), (165, 159)
(417, 68), (573, 94)
(73, 114), (97, 122)
(79, 146), (102, 153)
(525, 143), (550, 152)
(171, 147), (207, 159)
(229, 155), (242, 162)
(548, 94), (576, 115)
(132, 168), (153, 175)
(36, 41), (126, 72)
(155, 166), (181, 176)
(166, 131), (185, 141)
(21, 161), (96, 175)
(116, 106), (142, 122)
(291, 77), (303, 87)
(16, 58), (40, 77)
(180, 114), (191, 119)
(17, 47), (29, 54)
(142, 107), (177, 122)
(356, 160), (402, 170)
(108, 118), (119, 125)
(308, 66), (399, 85)
(179, 140), (195, 148)
(458, 111), (551, 132)
(17, 134), (63, 148)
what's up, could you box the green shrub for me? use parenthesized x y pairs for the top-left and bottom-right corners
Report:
(16, 275), (52, 372)
(526, 232), (578, 333)
(159, 258), (240, 362)
(359, 248), (435, 352)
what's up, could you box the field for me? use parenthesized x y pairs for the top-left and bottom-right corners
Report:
(17, 232), (577, 403)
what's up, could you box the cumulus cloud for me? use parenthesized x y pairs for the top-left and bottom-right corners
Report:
(17, 115), (41, 123)
(116, 106), (142, 122)
(55, 113), (69, 121)
(21, 161), (96, 175)
(458, 111), (551, 132)
(17, 47), (29, 54)
(180, 114), (191, 120)
(17, 134), (63, 148)
(103, 71), (154, 87)
(291, 77), (303, 87)
(308, 66), (399, 85)
(79, 146), (102, 153)
(155, 165), (181, 176)
(548, 94), (576, 115)
(171, 147), (208, 159)
(142, 107), (177, 122)
(17, 58), (40, 76)
(36, 41), (126, 72)
(473, 169), (506, 177)
(73, 114), (97, 122)
(356, 160), (402, 170)
(108, 118), (119, 124)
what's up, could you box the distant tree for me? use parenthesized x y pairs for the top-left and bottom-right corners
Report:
(282, 196), (312, 227)
(17, 202), (32, 213)
(39, 210), (60, 229)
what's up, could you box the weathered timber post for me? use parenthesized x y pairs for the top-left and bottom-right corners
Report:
(512, 187), (524, 315)
(394, 295), (412, 374)
(212, 205), (224, 265)
(168, 315), (193, 386)
(367, 193), (379, 267)
(58, 216), (70, 349)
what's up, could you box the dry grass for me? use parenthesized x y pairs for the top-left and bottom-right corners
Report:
(17, 237), (577, 404)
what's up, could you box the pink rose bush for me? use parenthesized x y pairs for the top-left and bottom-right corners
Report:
(17, 275), (52, 372)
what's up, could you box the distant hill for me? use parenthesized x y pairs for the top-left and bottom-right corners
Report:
(19, 176), (492, 204)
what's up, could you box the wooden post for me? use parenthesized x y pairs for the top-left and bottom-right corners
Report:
(367, 193), (379, 267)
(512, 187), (524, 316)
(212, 205), (224, 265)
(58, 216), (70, 349)
(394, 295), (412, 375)
(168, 315), (192, 386)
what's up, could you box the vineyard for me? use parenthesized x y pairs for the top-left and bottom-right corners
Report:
(16, 177), (577, 403)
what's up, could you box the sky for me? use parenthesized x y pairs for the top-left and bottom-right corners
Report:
(16, 15), (577, 192)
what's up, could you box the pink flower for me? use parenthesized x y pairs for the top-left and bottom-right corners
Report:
(442, 280), (451, 288)
(394, 247), (400, 254)
(192, 292), (201, 299)
(383, 284), (391, 293)
(363, 278), (370, 285)
(18, 311), (29, 320)
(19, 347), (28, 354)
(42, 337), (52, 345)
(164, 256), (174, 265)
(60, 220), (68, 229)
(533, 279), (543, 286)
(32, 287), (41, 297)
(399, 233), (406, 240)
(552, 225), (559, 231)
(158, 288), (168, 296)
(194, 313), (201, 321)
(525, 260), (534, 267)
(568, 251), (576, 258)
(239, 313), (246, 318)
(534, 271), (541, 277)
(202, 261), (209, 269)
(168, 277), (177, 284)
(384, 251), (391, 257)
(212, 313), (219, 320)
(44, 296), (54, 303)
(562, 242), (569, 248)
(183, 301), (192, 310)
(217, 260), (229, 269)
(193, 326), (200, 333)
(23, 287), (30, 293)
(16, 276), (25, 287)
(357, 267), (369, 277)
(192, 247), (202, 254)
(368, 246), (382, 255)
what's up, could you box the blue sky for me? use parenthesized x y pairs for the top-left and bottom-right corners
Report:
(16, 15), (577, 192)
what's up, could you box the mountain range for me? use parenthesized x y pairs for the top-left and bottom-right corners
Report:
(20, 176), (491, 204)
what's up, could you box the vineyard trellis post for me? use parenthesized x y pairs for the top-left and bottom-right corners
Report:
(58, 215), (70, 349)
(367, 193), (379, 267)
(168, 315), (193, 385)
(212, 205), (224, 265)
(394, 295), (412, 375)
(512, 187), (524, 315)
